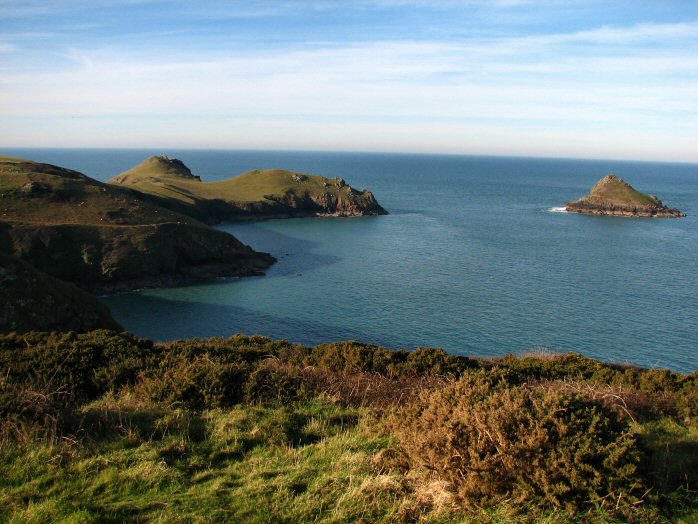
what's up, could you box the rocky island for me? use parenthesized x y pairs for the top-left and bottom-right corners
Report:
(565, 174), (686, 218)
(109, 156), (388, 223)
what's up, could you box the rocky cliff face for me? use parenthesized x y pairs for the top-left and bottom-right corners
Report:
(565, 175), (685, 218)
(0, 253), (121, 333)
(0, 222), (275, 293)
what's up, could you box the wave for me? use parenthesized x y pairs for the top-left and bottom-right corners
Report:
(548, 206), (568, 213)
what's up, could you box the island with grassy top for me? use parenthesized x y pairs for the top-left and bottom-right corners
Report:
(109, 155), (388, 223)
(565, 174), (685, 217)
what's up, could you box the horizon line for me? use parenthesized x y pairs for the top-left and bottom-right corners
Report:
(2, 145), (698, 167)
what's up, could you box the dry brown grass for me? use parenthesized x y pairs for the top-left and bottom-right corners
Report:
(531, 378), (676, 423)
(0, 373), (73, 446)
(297, 365), (449, 409)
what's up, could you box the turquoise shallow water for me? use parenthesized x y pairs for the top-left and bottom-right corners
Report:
(5, 149), (698, 372)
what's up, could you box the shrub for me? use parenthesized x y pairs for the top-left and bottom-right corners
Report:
(0, 330), (156, 400)
(394, 347), (474, 377)
(498, 352), (613, 383)
(387, 371), (645, 512)
(135, 355), (249, 409)
(676, 372), (698, 420)
(0, 375), (74, 443)
(244, 360), (304, 403)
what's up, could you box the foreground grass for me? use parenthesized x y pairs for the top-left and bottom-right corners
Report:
(1, 400), (374, 522)
(2, 399), (696, 523)
(1, 399), (435, 523)
(2, 332), (698, 522)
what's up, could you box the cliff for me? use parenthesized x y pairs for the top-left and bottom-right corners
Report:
(0, 253), (121, 333)
(0, 157), (275, 292)
(108, 156), (388, 223)
(565, 174), (685, 218)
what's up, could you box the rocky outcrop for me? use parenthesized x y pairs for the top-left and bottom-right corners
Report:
(565, 175), (685, 218)
(0, 221), (274, 293)
(0, 253), (121, 333)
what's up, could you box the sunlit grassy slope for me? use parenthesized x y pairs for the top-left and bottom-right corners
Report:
(578, 175), (655, 206)
(0, 156), (198, 226)
(109, 156), (387, 218)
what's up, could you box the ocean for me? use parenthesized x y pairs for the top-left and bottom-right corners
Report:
(4, 148), (697, 372)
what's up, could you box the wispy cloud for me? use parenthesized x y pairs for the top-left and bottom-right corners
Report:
(1, 1), (697, 160)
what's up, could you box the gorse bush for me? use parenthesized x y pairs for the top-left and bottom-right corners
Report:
(244, 360), (305, 403)
(0, 330), (156, 400)
(135, 355), (249, 409)
(0, 331), (697, 520)
(386, 371), (646, 512)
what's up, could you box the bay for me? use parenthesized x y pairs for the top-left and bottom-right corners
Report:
(4, 148), (697, 372)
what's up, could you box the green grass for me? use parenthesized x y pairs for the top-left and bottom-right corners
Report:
(0, 156), (27, 164)
(0, 399), (406, 523)
(4, 397), (693, 523)
(0, 157), (199, 226)
(2, 332), (698, 523)
(578, 175), (656, 206)
(109, 156), (370, 205)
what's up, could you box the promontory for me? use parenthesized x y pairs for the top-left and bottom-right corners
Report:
(0, 156), (275, 294)
(108, 156), (388, 223)
(565, 174), (685, 218)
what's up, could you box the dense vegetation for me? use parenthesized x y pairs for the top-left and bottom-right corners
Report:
(1, 331), (696, 522)
(0, 254), (120, 332)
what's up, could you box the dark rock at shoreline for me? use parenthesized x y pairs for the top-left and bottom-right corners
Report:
(0, 253), (121, 333)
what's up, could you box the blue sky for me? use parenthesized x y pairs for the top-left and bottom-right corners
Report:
(1, 0), (697, 161)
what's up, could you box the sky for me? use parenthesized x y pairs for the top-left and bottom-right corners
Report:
(1, 0), (697, 162)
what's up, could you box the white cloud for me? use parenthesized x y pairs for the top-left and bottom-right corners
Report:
(1, 16), (697, 160)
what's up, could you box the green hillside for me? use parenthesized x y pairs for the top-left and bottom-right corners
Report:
(0, 157), (274, 292)
(109, 156), (388, 222)
(0, 156), (198, 226)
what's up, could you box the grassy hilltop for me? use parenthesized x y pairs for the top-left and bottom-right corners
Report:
(0, 156), (274, 293)
(109, 156), (388, 222)
(1, 332), (697, 523)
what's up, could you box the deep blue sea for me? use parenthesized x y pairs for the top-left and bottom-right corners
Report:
(4, 148), (697, 372)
